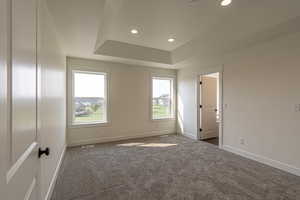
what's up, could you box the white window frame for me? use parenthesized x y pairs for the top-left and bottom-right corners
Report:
(70, 70), (109, 127)
(151, 76), (175, 120)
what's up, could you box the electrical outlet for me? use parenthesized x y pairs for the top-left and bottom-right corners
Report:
(240, 138), (245, 145)
(295, 104), (300, 112)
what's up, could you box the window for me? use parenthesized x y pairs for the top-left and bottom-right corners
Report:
(72, 71), (107, 125)
(152, 77), (174, 119)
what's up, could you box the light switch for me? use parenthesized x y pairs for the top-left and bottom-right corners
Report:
(296, 104), (300, 112)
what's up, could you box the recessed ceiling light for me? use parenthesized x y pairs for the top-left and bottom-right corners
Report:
(131, 29), (139, 34)
(221, 0), (232, 6)
(168, 38), (175, 43)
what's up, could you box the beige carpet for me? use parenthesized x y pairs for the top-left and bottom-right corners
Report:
(51, 135), (300, 200)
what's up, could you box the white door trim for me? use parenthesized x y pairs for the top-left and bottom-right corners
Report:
(44, 146), (66, 200)
(196, 67), (224, 148)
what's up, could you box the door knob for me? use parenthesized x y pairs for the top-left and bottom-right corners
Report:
(38, 147), (50, 158)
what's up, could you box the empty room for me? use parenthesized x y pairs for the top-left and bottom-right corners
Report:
(1, 0), (300, 200)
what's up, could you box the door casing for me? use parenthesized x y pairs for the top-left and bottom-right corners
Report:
(197, 69), (224, 148)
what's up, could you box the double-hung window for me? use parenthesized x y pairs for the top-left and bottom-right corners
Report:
(152, 77), (174, 120)
(72, 71), (107, 125)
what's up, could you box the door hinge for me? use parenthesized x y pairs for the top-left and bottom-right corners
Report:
(199, 81), (202, 85)
(199, 105), (203, 108)
(199, 128), (202, 132)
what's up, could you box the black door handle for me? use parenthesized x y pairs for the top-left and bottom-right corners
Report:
(38, 147), (50, 158)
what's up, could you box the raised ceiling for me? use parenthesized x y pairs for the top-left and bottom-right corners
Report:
(46, 0), (300, 68)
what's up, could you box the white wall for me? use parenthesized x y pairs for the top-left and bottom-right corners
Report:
(177, 31), (300, 176)
(38, 0), (66, 199)
(67, 57), (177, 146)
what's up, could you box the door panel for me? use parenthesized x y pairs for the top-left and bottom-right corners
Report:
(11, 0), (37, 162)
(0, 0), (9, 197)
(3, 0), (40, 199)
(200, 76), (218, 139)
(7, 144), (38, 200)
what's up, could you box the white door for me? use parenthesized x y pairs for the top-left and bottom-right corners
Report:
(1, 0), (41, 199)
(199, 76), (219, 140)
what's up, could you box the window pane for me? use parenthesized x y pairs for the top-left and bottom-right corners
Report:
(152, 78), (172, 119)
(73, 72), (106, 124)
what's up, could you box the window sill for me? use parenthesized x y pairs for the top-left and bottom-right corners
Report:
(69, 122), (110, 129)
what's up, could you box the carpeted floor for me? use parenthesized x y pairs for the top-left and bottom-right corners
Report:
(51, 135), (300, 200)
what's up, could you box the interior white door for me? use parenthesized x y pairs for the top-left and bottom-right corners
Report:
(200, 76), (218, 140)
(1, 0), (41, 199)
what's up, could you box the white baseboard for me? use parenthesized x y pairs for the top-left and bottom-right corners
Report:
(223, 145), (300, 177)
(44, 146), (66, 200)
(182, 132), (198, 140)
(68, 130), (176, 147)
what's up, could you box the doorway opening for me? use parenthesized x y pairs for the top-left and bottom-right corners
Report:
(197, 72), (222, 147)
